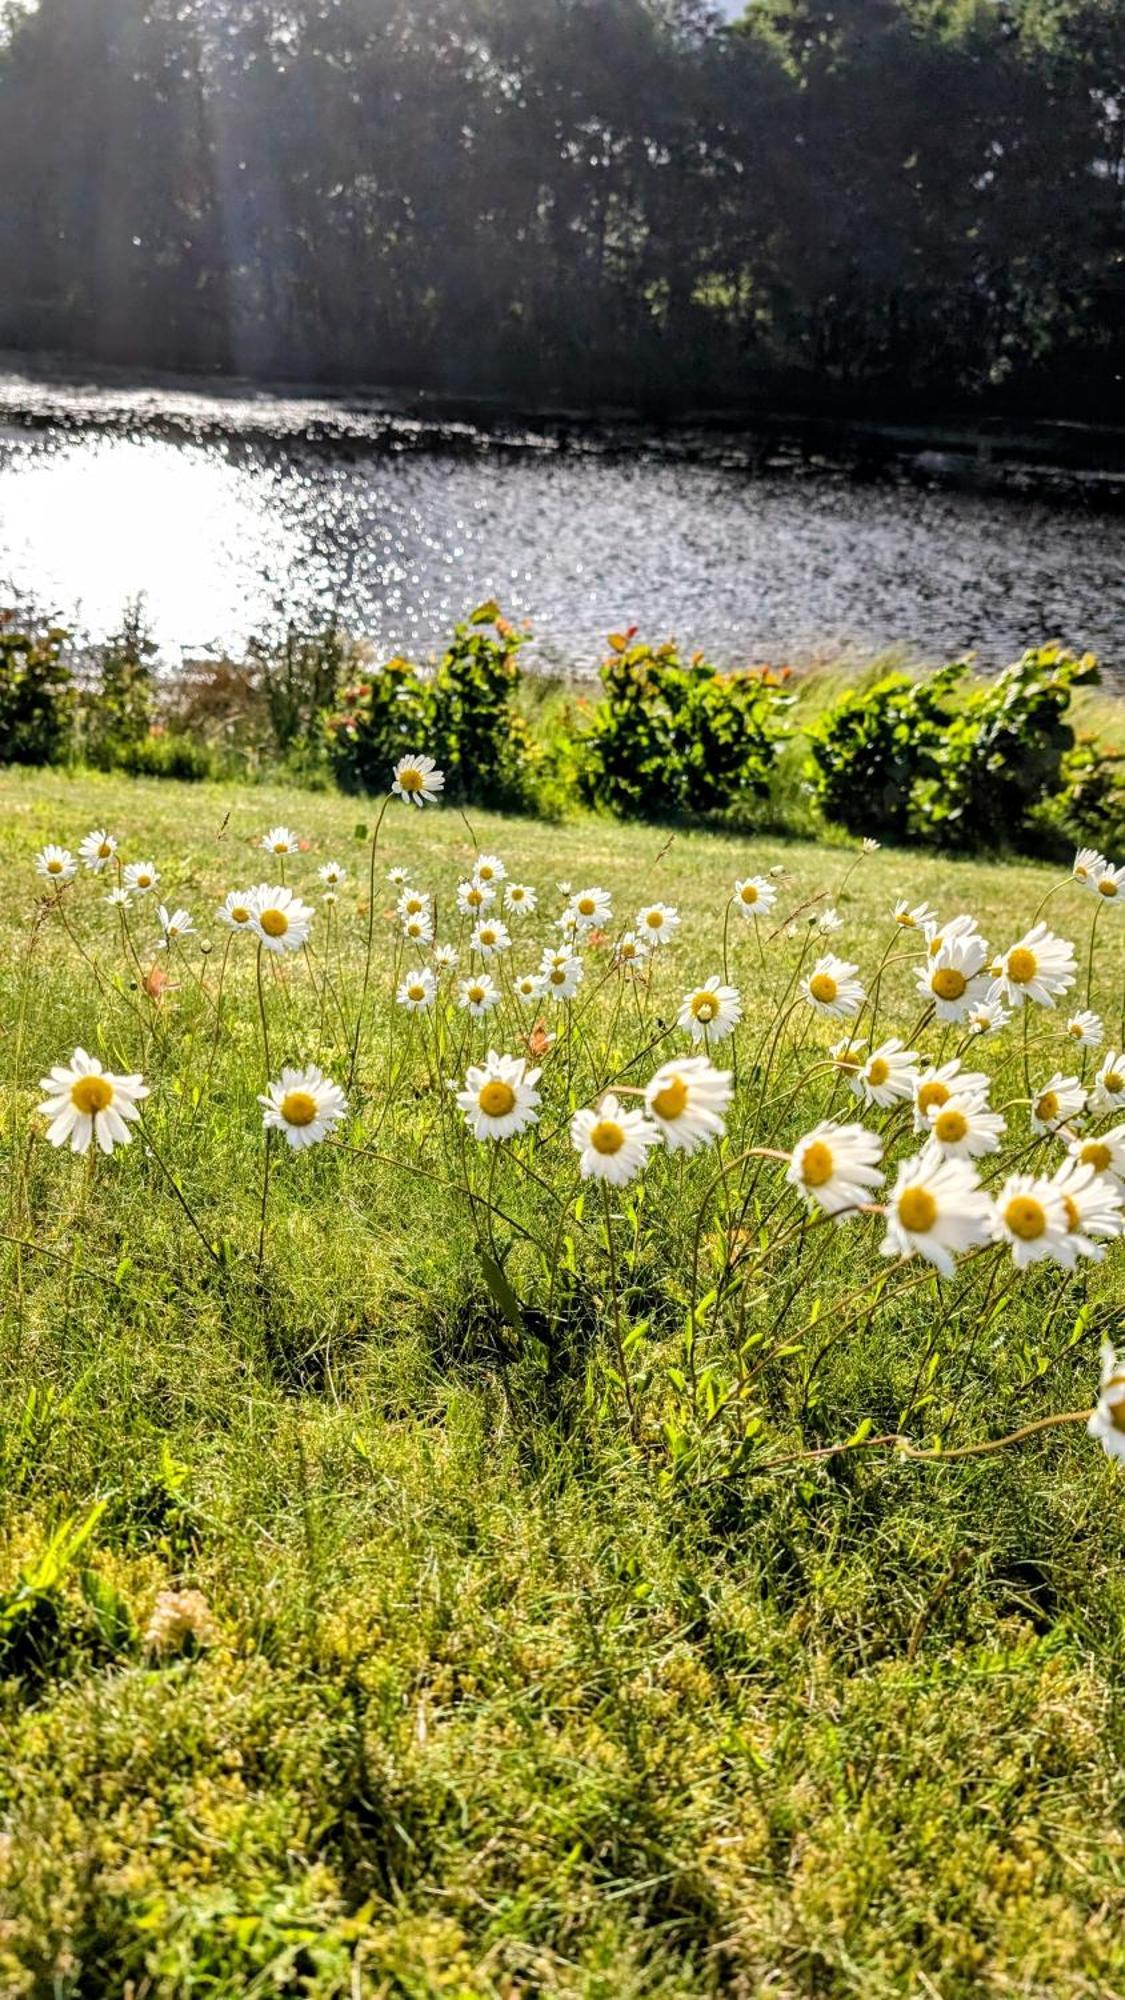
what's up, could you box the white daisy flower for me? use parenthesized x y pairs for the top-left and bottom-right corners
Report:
(455, 1050), (541, 1142)
(925, 1092), (1006, 1160)
(1094, 861), (1125, 904)
(473, 854), (507, 886)
(259, 1064), (347, 1149)
(615, 932), (648, 970)
(1088, 1342), (1125, 1462)
(397, 889), (431, 919)
(155, 905), (196, 948)
(471, 919), (511, 958)
(817, 906), (843, 934)
(504, 882), (537, 916)
(991, 923), (1076, 1008)
(35, 844), (77, 884)
(1049, 1157), (1124, 1262)
(802, 954), (865, 1019)
(786, 1121), (884, 1219)
(849, 1038), (919, 1109)
(218, 889), (259, 931)
(862, 838), (880, 854)
(401, 910), (434, 946)
(433, 942), (460, 971)
(829, 1037), (865, 1078)
(733, 877), (777, 919)
(556, 881), (573, 897)
(79, 829), (117, 873)
(912, 1060), (990, 1132)
(387, 865), (411, 888)
(37, 1048), (148, 1156)
(1073, 846), (1107, 890)
(915, 933), (990, 1022)
(1091, 1052), (1125, 1117)
(513, 970), (544, 1003)
(571, 1094), (662, 1186)
(644, 1056), (733, 1156)
(319, 860), (346, 888)
(391, 753), (445, 808)
(1030, 1073), (1086, 1136)
(457, 878), (495, 916)
(892, 899), (937, 930)
(122, 860), (159, 895)
(252, 886), (314, 954)
(881, 1146), (993, 1276)
(636, 902), (680, 946)
(923, 913), (985, 961)
(261, 825), (299, 857)
(990, 1171), (1071, 1268)
(1069, 1125), (1125, 1183)
(1066, 1009), (1104, 1050)
(458, 974), (500, 1017)
(105, 887), (133, 909)
(397, 968), (436, 1011)
(677, 976), (742, 1045)
(568, 886), (613, 933)
(966, 995), (1011, 1037)
(539, 950), (583, 1001)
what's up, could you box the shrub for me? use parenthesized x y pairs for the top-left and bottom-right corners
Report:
(578, 635), (789, 820)
(109, 733), (221, 783)
(1046, 737), (1125, 859)
(248, 617), (357, 767)
(0, 612), (75, 766)
(324, 604), (535, 808)
(83, 600), (157, 760)
(803, 666), (957, 841)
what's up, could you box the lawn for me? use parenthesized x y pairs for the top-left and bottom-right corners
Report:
(2, 763), (1125, 1999)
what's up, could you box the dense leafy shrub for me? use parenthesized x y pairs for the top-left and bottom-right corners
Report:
(1047, 737), (1125, 858)
(248, 617), (358, 769)
(325, 604), (535, 808)
(578, 636), (789, 820)
(0, 613), (74, 766)
(806, 646), (1098, 851)
(82, 601), (156, 764)
(109, 733), (221, 782)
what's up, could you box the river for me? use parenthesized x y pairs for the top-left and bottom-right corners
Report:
(0, 368), (1121, 677)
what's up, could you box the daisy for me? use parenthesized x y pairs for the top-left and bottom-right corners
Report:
(1030, 1073), (1086, 1136)
(397, 889), (431, 919)
(79, 829), (117, 873)
(892, 899), (937, 930)
(786, 1121), (884, 1219)
(829, 1037), (865, 1079)
(387, 865), (411, 888)
(457, 878), (495, 916)
(1095, 861), (1125, 903)
(433, 942), (460, 971)
(849, 1038), (919, 1109)
(677, 976), (742, 1045)
(259, 1065), (347, 1150)
(862, 837), (880, 854)
(637, 903), (680, 946)
(105, 887), (133, 909)
(571, 1094), (662, 1186)
(733, 876), (777, 919)
(1091, 1052), (1125, 1117)
(817, 907), (843, 935)
(915, 933), (990, 1022)
(513, 971), (544, 1003)
(966, 996), (1011, 1037)
(504, 882), (537, 917)
(473, 854), (507, 887)
(539, 950), (583, 1001)
(319, 860), (346, 889)
(458, 974), (500, 1017)
(392, 752), (444, 808)
(990, 1171), (1071, 1268)
(1069, 1125), (1125, 1183)
(1073, 846), (1107, 890)
(35, 844), (77, 884)
(155, 905), (196, 948)
(925, 1092), (1007, 1160)
(322, 891), (339, 908)
(401, 910), (434, 946)
(218, 889), (258, 932)
(1066, 1009), (1104, 1050)
(455, 1050), (541, 1142)
(1088, 1342), (1125, 1463)
(1049, 1157), (1124, 1262)
(615, 933), (647, 970)
(252, 886), (314, 954)
(923, 913), (985, 961)
(802, 954), (865, 1020)
(644, 1056), (733, 1155)
(912, 1060), (989, 1132)
(881, 1147), (993, 1276)
(568, 886), (613, 933)
(123, 860), (159, 895)
(261, 826), (299, 857)
(991, 923), (1076, 1009)
(471, 919), (511, 958)
(37, 1048), (148, 1156)
(397, 968), (436, 1011)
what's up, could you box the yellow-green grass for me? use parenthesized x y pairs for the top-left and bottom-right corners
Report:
(3, 765), (1125, 1999)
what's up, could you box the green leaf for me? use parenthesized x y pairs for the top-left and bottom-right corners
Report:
(477, 1247), (525, 1338)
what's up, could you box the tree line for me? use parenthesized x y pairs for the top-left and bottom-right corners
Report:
(0, 0), (1121, 420)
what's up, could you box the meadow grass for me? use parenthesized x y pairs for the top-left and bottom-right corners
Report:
(3, 764), (1125, 1999)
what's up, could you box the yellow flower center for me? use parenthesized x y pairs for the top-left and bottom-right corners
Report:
(273, 840), (288, 853)
(898, 1186), (937, 1232)
(548, 969), (566, 986)
(651, 1077), (689, 1121)
(933, 1107), (968, 1143)
(1068, 1022), (1084, 1038)
(645, 912), (663, 929)
(895, 910), (915, 927)
(1004, 1194), (1047, 1241)
(398, 768), (423, 792)
(740, 884), (759, 905)
(231, 906), (250, 924)
(1104, 1072), (1124, 1094)
(468, 985), (486, 1004)
(479, 929), (496, 946)
(1098, 878), (1119, 898)
(866, 1057), (890, 1086)
(1035, 1091), (1060, 1124)
(931, 967), (967, 1002)
(259, 908), (288, 938)
(46, 858), (63, 873)
(809, 973), (838, 1005)
(1080, 1141), (1112, 1172)
(467, 888), (484, 907)
(70, 1074), (113, 1115)
(280, 1090), (318, 1127)
(98, 841), (112, 858)
(799, 1141), (834, 1188)
(408, 984), (426, 1002)
(578, 897), (596, 916)
(1062, 1195), (1081, 1231)
(405, 896), (422, 913)
(590, 1119), (626, 1156)
(691, 994), (717, 1022)
(1109, 1395), (1125, 1436)
(1007, 947), (1037, 985)
(917, 1079), (950, 1115)
(479, 1080), (516, 1118)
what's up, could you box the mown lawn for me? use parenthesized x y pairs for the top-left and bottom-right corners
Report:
(2, 764), (1125, 1999)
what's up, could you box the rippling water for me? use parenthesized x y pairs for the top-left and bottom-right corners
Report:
(0, 374), (1121, 675)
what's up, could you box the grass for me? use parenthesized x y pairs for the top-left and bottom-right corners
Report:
(3, 763), (1125, 1998)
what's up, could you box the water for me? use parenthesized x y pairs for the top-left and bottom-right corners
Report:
(0, 370), (1121, 676)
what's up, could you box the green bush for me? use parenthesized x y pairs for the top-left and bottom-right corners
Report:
(803, 666), (957, 841)
(1046, 737), (1125, 859)
(110, 733), (221, 782)
(578, 636), (789, 820)
(82, 601), (157, 762)
(324, 604), (535, 808)
(0, 613), (75, 766)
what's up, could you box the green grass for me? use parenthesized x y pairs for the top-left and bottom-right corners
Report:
(3, 764), (1125, 1998)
